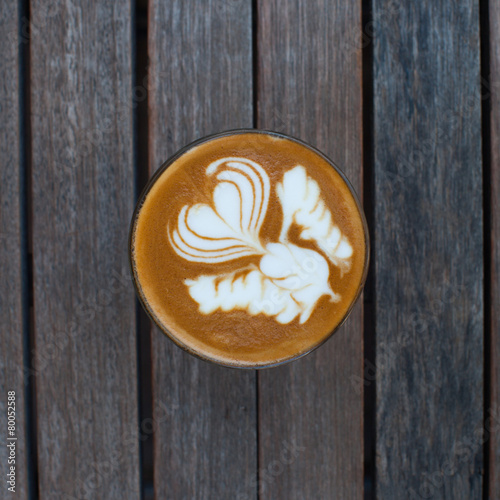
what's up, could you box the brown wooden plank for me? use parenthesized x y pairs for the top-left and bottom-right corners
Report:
(148, 1), (256, 498)
(372, 1), (483, 498)
(30, 1), (140, 497)
(257, 0), (364, 498)
(0, 2), (29, 498)
(489, 0), (500, 496)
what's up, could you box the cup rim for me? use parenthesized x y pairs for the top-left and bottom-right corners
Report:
(129, 128), (370, 369)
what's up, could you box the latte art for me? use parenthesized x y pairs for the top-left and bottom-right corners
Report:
(130, 131), (368, 367)
(169, 158), (353, 324)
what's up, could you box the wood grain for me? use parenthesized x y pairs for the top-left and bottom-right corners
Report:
(30, 1), (140, 497)
(257, 0), (364, 498)
(489, 0), (500, 496)
(0, 2), (29, 498)
(372, 1), (483, 498)
(148, 1), (257, 498)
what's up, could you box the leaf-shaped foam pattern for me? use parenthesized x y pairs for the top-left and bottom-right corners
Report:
(185, 243), (339, 324)
(276, 166), (353, 273)
(169, 157), (270, 263)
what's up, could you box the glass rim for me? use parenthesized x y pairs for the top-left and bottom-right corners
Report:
(129, 128), (370, 369)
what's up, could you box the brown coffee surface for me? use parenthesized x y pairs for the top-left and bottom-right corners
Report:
(131, 132), (367, 367)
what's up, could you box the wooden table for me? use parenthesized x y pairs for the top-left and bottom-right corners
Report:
(1, 0), (497, 498)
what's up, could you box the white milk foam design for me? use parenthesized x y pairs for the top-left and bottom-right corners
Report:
(169, 157), (353, 324)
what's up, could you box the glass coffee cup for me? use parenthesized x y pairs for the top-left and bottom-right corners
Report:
(129, 130), (369, 368)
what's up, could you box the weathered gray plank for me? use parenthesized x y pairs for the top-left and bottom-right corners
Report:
(489, 0), (500, 496)
(0, 2), (29, 498)
(257, 0), (364, 498)
(373, 1), (483, 498)
(30, 1), (140, 497)
(148, 1), (256, 498)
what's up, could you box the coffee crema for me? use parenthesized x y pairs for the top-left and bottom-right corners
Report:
(130, 131), (368, 367)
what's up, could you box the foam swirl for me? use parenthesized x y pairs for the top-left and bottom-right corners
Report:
(169, 158), (269, 263)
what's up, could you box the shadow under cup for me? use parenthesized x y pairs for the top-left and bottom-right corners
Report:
(129, 129), (369, 368)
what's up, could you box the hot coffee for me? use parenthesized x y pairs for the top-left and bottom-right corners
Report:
(130, 130), (368, 367)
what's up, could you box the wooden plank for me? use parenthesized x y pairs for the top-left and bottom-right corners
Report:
(30, 1), (140, 497)
(489, 0), (500, 496)
(148, 1), (256, 498)
(257, 0), (364, 498)
(0, 2), (29, 498)
(372, 1), (483, 498)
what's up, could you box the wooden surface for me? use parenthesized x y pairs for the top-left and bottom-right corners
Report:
(1, 0), (494, 498)
(30, 1), (140, 498)
(148, 1), (257, 499)
(373, 1), (484, 498)
(257, 0), (364, 498)
(489, 0), (500, 496)
(0, 1), (29, 498)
